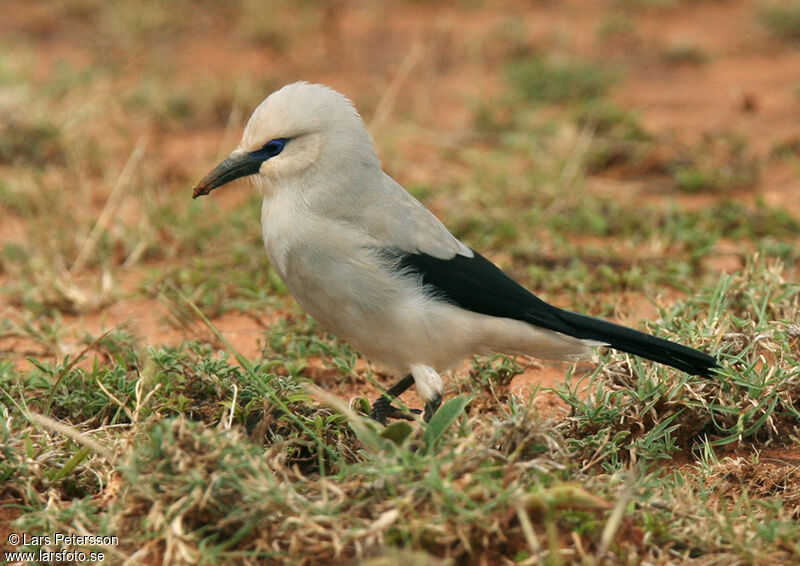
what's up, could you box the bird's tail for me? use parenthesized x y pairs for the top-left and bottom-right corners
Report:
(548, 309), (718, 377)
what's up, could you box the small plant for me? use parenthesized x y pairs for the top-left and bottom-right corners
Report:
(670, 132), (760, 194)
(506, 55), (618, 105)
(0, 116), (64, 167)
(760, 2), (800, 42)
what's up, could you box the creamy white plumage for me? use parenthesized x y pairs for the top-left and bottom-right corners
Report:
(193, 81), (717, 422)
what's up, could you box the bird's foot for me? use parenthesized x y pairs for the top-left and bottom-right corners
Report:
(371, 392), (443, 424)
(370, 396), (422, 425)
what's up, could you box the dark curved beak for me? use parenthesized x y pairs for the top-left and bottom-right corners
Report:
(192, 152), (263, 198)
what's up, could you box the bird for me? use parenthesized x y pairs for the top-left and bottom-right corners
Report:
(192, 81), (718, 424)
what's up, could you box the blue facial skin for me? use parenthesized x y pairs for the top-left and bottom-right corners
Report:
(251, 138), (288, 162)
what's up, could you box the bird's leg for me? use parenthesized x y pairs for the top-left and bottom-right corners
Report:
(423, 393), (442, 422)
(410, 365), (444, 423)
(370, 374), (421, 424)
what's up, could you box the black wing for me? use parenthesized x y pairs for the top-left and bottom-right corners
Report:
(391, 249), (718, 377)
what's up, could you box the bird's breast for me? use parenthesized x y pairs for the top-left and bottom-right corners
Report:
(259, 194), (304, 276)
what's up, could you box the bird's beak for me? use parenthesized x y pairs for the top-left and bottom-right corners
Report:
(192, 151), (263, 198)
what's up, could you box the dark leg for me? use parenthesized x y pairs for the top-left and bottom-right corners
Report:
(423, 393), (443, 423)
(370, 374), (420, 424)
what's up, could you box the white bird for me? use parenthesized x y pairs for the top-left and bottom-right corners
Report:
(193, 81), (718, 423)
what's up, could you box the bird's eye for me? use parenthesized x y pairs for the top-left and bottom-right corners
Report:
(252, 138), (288, 161)
(263, 138), (287, 157)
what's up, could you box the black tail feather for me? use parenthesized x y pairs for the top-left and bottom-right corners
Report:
(545, 309), (718, 377)
(392, 248), (719, 377)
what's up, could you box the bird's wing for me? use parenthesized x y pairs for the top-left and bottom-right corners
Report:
(390, 248), (562, 325)
(387, 248), (719, 377)
(359, 176), (472, 260)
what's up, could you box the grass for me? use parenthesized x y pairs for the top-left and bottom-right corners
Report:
(2, 1), (800, 564)
(559, 257), (800, 461)
(3, 258), (799, 563)
(760, 2), (800, 42)
(670, 132), (760, 194)
(505, 55), (619, 106)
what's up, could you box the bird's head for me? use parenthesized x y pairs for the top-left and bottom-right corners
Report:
(192, 81), (378, 198)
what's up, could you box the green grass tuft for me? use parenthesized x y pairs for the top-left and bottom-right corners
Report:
(506, 55), (619, 106)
